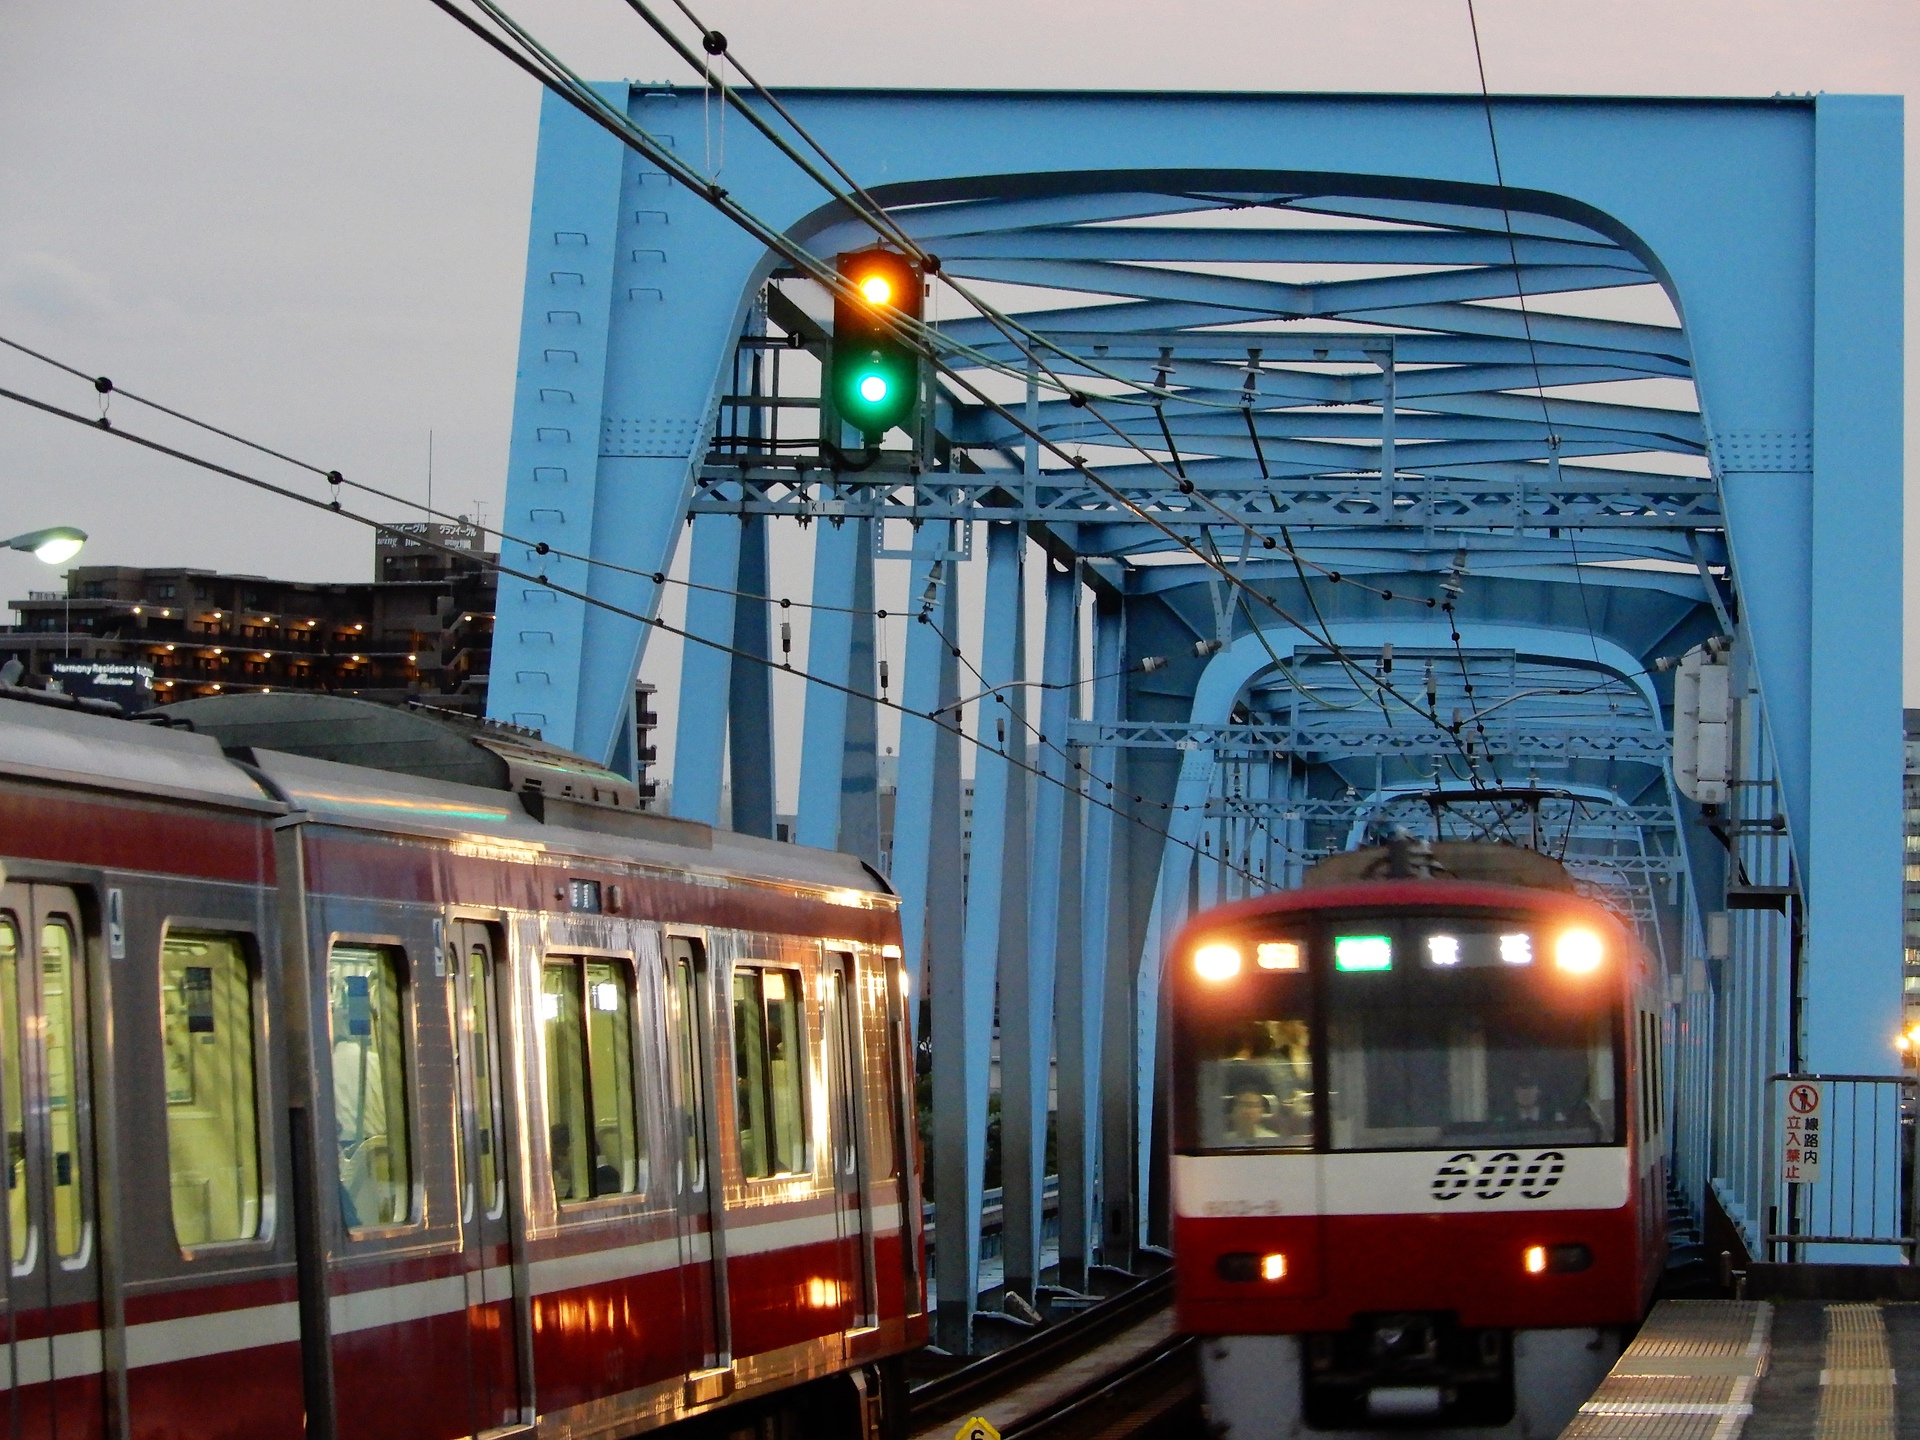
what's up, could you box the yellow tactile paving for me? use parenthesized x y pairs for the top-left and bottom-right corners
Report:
(1813, 1305), (1894, 1440)
(1559, 1301), (1771, 1440)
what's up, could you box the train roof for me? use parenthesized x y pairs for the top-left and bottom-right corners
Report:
(0, 690), (892, 905)
(1170, 873), (1635, 958)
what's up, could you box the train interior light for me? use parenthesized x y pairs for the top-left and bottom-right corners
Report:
(1426, 934), (1461, 967)
(1334, 934), (1392, 972)
(1555, 928), (1605, 973)
(1256, 940), (1302, 971)
(1194, 943), (1242, 981)
(1499, 932), (1533, 966)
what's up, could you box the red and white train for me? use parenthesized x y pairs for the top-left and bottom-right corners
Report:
(1170, 839), (1666, 1437)
(0, 688), (924, 1440)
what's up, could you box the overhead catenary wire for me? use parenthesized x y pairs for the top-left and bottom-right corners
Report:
(0, 328), (1315, 853)
(0, 380), (1299, 881)
(422, 0), (1503, 792)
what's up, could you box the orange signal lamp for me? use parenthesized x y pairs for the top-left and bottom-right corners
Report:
(859, 274), (893, 306)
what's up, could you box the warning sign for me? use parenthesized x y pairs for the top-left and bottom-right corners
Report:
(955, 1419), (1002, 1440)
(1779, 1079), (1825, 1185)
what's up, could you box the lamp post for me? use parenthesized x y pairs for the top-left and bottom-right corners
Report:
(3, 527), (88, 659)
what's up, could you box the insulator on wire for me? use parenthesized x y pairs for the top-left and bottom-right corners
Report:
(780, 621), (792, 659)
(879, 659), (890, 692)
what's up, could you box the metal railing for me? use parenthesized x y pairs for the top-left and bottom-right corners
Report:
(1763, 1073), (1914, 1259)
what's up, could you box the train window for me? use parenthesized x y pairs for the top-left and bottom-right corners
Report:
(732, 967), (808, 1179)
(1196, 1017), (1315, 1152)
(161, 931), (262, 1246)
(465, 945), (501, 1217)
(668, 943), (707, 1193)
(0, 916), (23, 1264)
(541, 957), (644, 1203)
(41, 917), (83, 1258)
(1326, 919), (1618, 1151)
(327, 944), (414, 1230)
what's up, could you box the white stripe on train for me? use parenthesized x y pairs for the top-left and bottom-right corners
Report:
(1173, 1149), (1631, 1217)
(0, 1203), (905, 1386)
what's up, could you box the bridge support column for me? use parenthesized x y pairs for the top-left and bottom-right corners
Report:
(891, 552), (962, 1033)
(1087, 594), (1135, 1274)
(671, 513), (743, 825)
(797, 518), (880, 865)
(1004, 554), (1081, 1303)
(942, 521), (1028, 1347)
(728, 514), (776, 838)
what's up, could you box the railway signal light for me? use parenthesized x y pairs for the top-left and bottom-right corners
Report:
(830, 249), (922, 442)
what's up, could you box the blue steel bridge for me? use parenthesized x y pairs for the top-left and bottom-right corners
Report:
(481, 84), (1903, 1350)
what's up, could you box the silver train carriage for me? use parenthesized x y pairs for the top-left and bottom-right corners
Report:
(0, 689), (925, 1440)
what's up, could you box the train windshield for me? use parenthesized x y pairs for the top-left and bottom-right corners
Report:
(1175, 912), (1621, 1154)
(1326, 916), (1617, 1150)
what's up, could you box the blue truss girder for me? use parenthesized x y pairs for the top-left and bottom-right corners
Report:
(938, 226), (1650, 271)
(687, 464), (1723, 534)
(940, 256), (1643, 317)
(959, 330), (1694, 373)
(937, 296), (1687, 358)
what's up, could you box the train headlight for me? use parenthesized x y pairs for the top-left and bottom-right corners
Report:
(1194, 944), (1242, 981)
(1261, 1252), (1287, 1280)
(1523, 1245), (1546, 1274)
(1555, 929), (1604, 974)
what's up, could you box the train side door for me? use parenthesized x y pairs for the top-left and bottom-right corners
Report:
(823, 952), (876, 1330)
(664, 936), (730, 1388)
(0, 883), (103, 1440)
(449, 921), (531, 1436)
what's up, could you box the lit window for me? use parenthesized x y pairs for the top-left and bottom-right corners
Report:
(733, 967), (809, 1178)
(327, 944), (413, 1230)
(162, 932), (261, 1247)
(541, 958), (644, 1202)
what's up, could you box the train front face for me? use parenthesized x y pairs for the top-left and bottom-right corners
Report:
(1171, 884), (1651, 1436)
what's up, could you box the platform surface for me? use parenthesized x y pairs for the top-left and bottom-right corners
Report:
(1562, 1298), (1920, 1440)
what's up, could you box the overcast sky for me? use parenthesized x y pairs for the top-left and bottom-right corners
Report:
(1, 0), (1915, 793)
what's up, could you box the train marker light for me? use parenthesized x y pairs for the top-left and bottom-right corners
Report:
(1499, 933), (1533, 966)
(1194, 943), (1242, 981)
(1334, 934), (1392, 972)
(1261, 1252), (1287, 1280)
(1524, 1242), (1594, 1274)
(1256, 941), (1302, 971)
(1555, 929), (1604, 973)
(1427, 934), (1461, 967)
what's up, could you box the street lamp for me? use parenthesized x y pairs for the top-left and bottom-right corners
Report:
(3, 527), (86, 565)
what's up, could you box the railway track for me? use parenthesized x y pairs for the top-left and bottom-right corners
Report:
(907, 1275), (1200, 1440)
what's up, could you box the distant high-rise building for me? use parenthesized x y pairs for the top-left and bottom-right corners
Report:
(1904, 709), (1920, 1019)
